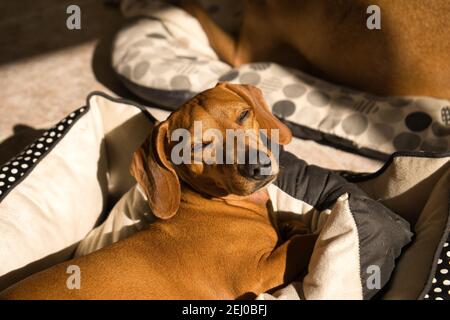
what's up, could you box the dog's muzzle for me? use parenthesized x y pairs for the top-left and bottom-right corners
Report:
(237, 151), (273, 180)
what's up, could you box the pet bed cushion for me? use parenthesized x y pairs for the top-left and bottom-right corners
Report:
(113, 0), (450, 160)
(350, 153), (450, 300)
(0, 92), (169, 291)
(262, 151), (450, 300)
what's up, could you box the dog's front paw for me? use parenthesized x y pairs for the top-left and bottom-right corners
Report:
(279, 220), (310, 241)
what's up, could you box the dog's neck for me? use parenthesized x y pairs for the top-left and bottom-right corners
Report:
(222, 189), (270, 206)
(180, 181), (270, 208)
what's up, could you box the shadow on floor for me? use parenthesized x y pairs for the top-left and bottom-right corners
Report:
(90, 18), (155, 106)
(0, 0), (122, 66)
(90, 18), (130, 99)
(0, 125), (45, 167)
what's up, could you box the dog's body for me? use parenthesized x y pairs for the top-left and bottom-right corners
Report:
(1, 83), (316, 299)
(1, 187), (313, 299)
(182, 0), (450, 98)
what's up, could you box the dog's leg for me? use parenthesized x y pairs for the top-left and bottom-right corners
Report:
(178, 1), (294, 68)
(278, 220), (310, 241)
(178, 0), (239, 66)
(259, 233), (318, 291)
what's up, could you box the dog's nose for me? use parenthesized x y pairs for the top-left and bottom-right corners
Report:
(237, 157), (272, 180)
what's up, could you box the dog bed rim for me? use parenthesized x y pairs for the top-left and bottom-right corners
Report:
(0, 91), (155, 204)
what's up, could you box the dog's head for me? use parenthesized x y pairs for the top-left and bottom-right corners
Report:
(130, 83), (292, 219)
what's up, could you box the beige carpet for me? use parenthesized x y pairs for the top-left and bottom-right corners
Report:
(0, 0), (382, 173)
(0, 0), (128, 165)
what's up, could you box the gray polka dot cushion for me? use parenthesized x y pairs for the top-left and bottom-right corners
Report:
(113, 0), (450, 160)
(114, 0), (234, 107)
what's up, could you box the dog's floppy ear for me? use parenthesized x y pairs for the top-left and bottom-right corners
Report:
(130, 121), (180, 219)
(217, 82), (292, 144)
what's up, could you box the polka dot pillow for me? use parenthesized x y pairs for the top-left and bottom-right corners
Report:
(223, 64), (450, 159)
(0, 111), (83, 198)
(424, 240), (450, 300)
(113, 0), (450, 160)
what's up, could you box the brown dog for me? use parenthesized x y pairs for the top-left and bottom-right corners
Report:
(181, 0), (450, 99)
(0, 83), (317, 300)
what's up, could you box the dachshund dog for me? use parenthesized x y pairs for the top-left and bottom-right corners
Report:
(180, 0), (450, 99)
(0, 83), (317, 299)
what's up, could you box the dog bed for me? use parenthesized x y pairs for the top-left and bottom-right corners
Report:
(112, 0), (450, 160)
(0, 92), (448, 300)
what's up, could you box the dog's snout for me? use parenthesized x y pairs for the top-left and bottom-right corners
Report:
(237, 156), (272, 180)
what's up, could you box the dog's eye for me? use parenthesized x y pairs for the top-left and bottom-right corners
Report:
(237, 109), (250, 124)
(192, 140), (212, 151)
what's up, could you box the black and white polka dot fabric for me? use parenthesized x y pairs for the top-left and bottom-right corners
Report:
(424, 238), (450, 300)
(113, 0), (449, 160)
(0, 106), (87, 202)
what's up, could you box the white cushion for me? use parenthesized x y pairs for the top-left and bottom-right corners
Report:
(74, 184), (154, 257)
(0, 92), (164, 290)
